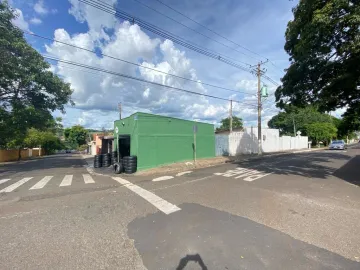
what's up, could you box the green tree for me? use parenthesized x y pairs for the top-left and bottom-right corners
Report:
(24, 128), (63, 154)
(0, 2), (73, 154)
(275, 0), (360, 118)
(268, 106), (335, 136)
(64, 125), (88, 147)
(305, 122), (338, 146)
(216, 116), (243, 132)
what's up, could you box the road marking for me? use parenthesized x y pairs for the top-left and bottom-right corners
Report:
(0, 177), (33, 193)
(176, 171), (192, 176)
(113, 177), (181, 215)
(243, 173), (272, 182)
(151, 176), (214, 192)
(30, 176), (53, 190)
(60, 175), (72, 187)
(83, 174), (95, 184)
(152, 176), (174, 182)
(214, 167), (272, 182)
(0, 179), (11, 185)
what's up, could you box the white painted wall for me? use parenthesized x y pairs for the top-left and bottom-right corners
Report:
(215, 128), (308, 156)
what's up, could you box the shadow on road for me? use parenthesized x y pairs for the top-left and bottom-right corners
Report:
(333, 155), (360, 186)
(176, 254), (208, 270)
(231, 150), (355, 182)
(128, 203), (359, 270)
(0, 154), (85, 177)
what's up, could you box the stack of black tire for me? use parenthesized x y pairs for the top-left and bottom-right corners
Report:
(123, 156), (137, 174)
(102, 153), (111, 167)
(111, 151), (118, 165)
(94, 154), (102, 168)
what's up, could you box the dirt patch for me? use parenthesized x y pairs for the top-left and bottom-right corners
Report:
(135, 156), (236, 176)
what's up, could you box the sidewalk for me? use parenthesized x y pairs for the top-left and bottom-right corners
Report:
(82, 147), (324, 177)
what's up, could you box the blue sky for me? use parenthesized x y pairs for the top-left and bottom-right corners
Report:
(10, 0), (300, 129)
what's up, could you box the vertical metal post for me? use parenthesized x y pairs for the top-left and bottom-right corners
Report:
(117, 133), (119, 163)
(257, 63), (262, 155)
(229, 99), (233, 133)
(293, 115), (296, 136)
(194, 132), (196, 167)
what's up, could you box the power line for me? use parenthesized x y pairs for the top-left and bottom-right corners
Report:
(22, 30), (254, 96)
(153, 0), (285, 75)
(43, 55), (258, 107)
(131, 0), (259, 61)
(153, 0), (265, 60)
(78, 0), (254, 72)
(79, 0), (280, 87)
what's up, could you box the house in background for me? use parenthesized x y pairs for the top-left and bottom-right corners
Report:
(88, 133), (114, 155)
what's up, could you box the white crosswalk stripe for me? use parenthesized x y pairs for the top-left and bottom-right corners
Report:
(60, 175), (73, 187)
(0, 179), (11, 185)
(30, 176), (53, 190)
(0, 174), (102, 193)
(83, 174), (95, 184)
(0, 177), (33, 193)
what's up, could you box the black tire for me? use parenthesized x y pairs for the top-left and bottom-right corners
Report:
(124, 169), (136, 174)
(94, 155), (102, 162)
(124, 164), (137, 169)
(123, 156), (137, 161)
(123, 162), (137, 167)
(113, 162), (123, 174)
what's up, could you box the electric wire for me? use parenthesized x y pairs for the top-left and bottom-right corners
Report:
(153, 0), (284, 73)
(43, 56), (259, 107)
(131, 0), (260, 61)
(22, 30), (255, 96)
(78, 0), (254, 71)
(79, 0), (281, 87)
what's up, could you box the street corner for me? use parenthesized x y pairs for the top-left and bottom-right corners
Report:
(127, 203), (360, 270)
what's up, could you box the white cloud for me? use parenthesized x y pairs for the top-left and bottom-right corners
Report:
(11, 9), (29, 31)
(30, 17), (42, 25)
(49, 0), (288, 129)
(34, 0), (48, 15)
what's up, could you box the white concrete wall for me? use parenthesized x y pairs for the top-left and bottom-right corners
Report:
(215, 128), (308, 156)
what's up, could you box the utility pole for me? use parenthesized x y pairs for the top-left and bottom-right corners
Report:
(257, 62), (262, 155)
(229, 99), (233, 133)
(118, 103), (122, 120)
(293, 115), (296, 136)
(255, 60), (268, 155)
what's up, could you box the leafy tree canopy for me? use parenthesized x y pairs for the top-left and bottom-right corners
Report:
(305, 122), (338, 145)
(24, 128), (63, 154)
(0, 2), (73, 149)
(64, 125), (88, 147)
(268, 106), (335, 136)
(216, 116), (243, 132)
(275, 0), (360, 118)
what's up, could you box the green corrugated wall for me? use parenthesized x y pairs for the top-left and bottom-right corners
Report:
(114, 112), (215, 170)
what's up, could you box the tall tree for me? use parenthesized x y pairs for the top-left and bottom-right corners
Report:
(275, 0), (360, 116)
(268, 106), (335, 136)
(0, 2), (73, 150)
(305, 122), (338, 145)
(216, 116), (243, 132)
(64, 125), (88, 147)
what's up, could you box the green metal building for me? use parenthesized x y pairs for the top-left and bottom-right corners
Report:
(113, 112), (215, 170)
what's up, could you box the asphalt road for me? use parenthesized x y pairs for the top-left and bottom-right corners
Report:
(0, 146), (359, 269)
